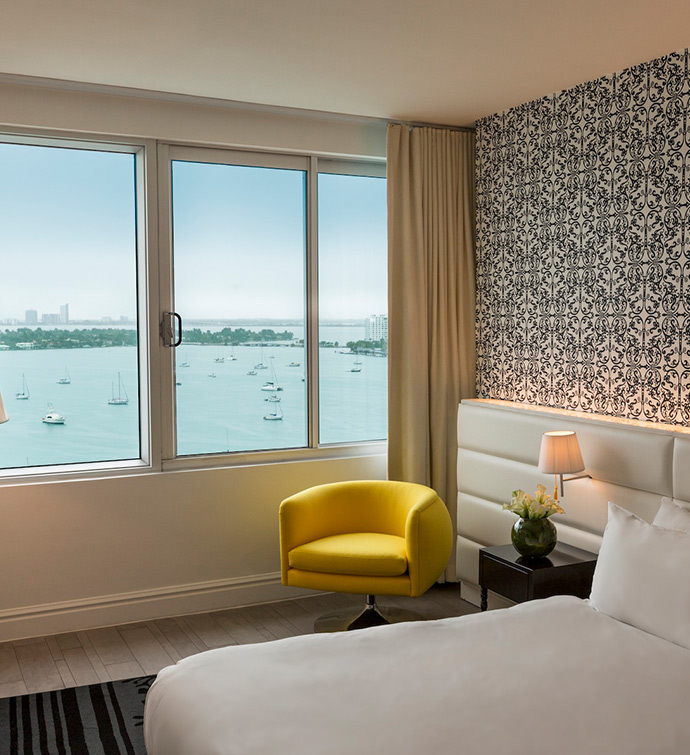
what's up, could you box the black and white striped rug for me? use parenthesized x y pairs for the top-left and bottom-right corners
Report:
(0, 676), (153, 754)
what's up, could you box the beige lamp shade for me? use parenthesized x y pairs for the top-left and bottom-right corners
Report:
(538, 431), (585, 474)
(0, 384), (8, 424)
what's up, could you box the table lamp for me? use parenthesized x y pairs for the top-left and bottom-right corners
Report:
(538, 430), (589, 500)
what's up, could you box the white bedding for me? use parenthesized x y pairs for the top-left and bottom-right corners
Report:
(144, 596), (690, 755)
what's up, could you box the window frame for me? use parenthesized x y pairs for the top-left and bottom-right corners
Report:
(158, 145), (387, 470)
(159, 145), (310, 461)
(0, 128), (159, 483)
(0, 128), (386, 482)
(315, 163), (388, 447)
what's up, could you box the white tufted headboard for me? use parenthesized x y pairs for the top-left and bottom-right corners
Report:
(456, 399), (690, 605)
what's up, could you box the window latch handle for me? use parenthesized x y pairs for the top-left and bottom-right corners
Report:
(161, 312), (182, 347)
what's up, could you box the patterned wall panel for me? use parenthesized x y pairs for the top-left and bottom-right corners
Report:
(476, 48), (690, 424)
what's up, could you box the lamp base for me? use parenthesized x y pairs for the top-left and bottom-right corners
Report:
(314, 595), (423, 633)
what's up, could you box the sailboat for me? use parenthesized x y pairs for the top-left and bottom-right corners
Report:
(180, 352), (190, 367)
(228, 347), (237, 362)
(16, 374), (30, 400)
(214, 349), (225, 363)
(57, 367), (71, 384)
(108, 373), (129, 405)
(264, 394), (281, 403)
(14, 372), (29, 401)
(255, 345), (268, 370)
(260, 357), (283, 391)
(263, 404), (284, 421)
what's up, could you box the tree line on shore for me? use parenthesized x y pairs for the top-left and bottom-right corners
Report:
(0, 326), (296, 350)
(183, 327), (295, 345)
(0, 327), (138, 350)
(0, 327), (387, 353)
(346, 339), (388, 355)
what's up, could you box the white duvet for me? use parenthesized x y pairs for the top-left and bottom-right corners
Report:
(144, 596), (690, 754)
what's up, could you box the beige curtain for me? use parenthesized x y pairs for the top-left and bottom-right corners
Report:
(387, 124), (476, 565)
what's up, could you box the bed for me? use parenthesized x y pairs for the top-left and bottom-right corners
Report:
(144, 401), (690, 754)
(144, 594), (690, 754)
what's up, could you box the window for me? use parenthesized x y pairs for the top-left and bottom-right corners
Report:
(0, 134), (386, 477)
(165, 149), (386, 458)
(170, 152), (308, 455)
(317, 169), (387, 444)
(0, 138), (143, 471)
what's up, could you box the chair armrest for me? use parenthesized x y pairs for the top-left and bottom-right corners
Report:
(279, 486), (345, 582)
(405, 495), (453, 596)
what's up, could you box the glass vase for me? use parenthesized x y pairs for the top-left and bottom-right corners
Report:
(511, 516), (557, 558)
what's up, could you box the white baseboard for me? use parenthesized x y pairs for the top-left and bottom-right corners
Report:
(0, 573), (311, 642)
(460, 581), (514, 611)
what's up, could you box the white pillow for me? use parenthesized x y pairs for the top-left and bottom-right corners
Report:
(590, 502), (690, 650)
(653, 496), (690, 534)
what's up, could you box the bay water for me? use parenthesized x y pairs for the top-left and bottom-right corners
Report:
(0, 325), (387, 470)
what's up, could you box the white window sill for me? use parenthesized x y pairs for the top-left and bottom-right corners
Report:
(0, 441), (387, 486)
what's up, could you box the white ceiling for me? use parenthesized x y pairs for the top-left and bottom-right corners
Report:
(3, 0), (690, 127)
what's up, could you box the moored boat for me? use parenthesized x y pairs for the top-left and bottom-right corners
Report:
(42, 409), (66, 424)
(16, 374), (30, 400)
(260, 358), (283, 391)
(108, 373), (129, 405)
(263, 404), (284, 421)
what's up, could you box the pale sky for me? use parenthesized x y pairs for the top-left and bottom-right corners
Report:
(318, 172), (387, 321)
(173, 162), (387, 321)
(1, 143), (387, 324)
(0, 142), (137, 321)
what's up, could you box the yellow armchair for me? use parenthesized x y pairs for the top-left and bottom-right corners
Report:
(279, 480), (453, 630)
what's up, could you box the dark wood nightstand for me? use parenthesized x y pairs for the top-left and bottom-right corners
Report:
(478, 542), (597, 611)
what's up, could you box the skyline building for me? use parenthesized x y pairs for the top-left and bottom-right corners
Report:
(365, 314), (388, 342)
(21, 304), (70, 325)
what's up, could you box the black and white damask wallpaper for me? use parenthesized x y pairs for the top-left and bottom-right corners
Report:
(475, 48), (690, 425)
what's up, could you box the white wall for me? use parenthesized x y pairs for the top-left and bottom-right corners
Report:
(0, 455), (386, 641)
(0, 78), (387, 158)
(0, 77), (388, 641)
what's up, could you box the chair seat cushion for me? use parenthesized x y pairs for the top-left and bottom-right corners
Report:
(288, 533), (408, 577)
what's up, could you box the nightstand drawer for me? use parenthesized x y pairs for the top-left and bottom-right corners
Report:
(480, 555), (530, 603)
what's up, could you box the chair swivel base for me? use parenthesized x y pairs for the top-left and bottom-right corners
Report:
(314, 594), (423, 633)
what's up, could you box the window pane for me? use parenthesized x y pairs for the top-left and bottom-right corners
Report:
(0, 143), (140, 470)
(318, 173), (387, 444)
(172, 160), (307, 455)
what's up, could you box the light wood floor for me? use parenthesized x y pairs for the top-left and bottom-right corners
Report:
(0, 585), (477, 699)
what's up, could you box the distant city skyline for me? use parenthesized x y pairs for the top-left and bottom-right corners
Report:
(0, 313), (384, 326)
(0, 304), (134, 325)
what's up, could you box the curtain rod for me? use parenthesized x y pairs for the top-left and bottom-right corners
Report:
(388, 119), (475, 133)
